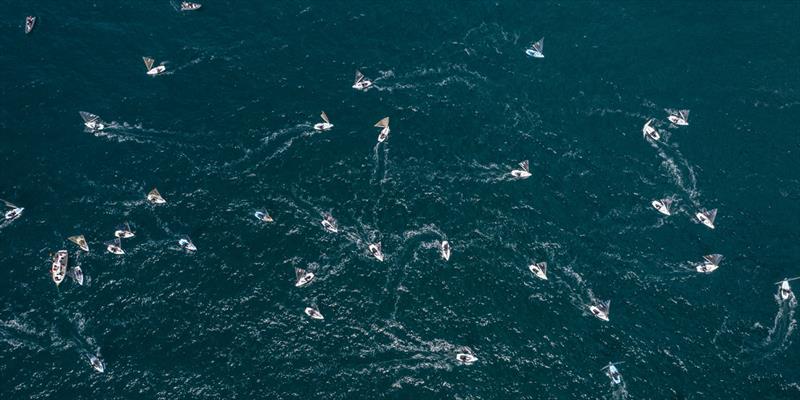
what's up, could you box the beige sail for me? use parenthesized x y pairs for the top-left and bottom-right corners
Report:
(374, 117), (389, 128)
(143, 57), (155, 71)
(320, 111), (330, 124)
(68, 235), (90, 252)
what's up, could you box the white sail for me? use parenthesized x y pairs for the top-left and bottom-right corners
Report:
(705, 208), (718, 223)
(147, 188), (165, 203)
(2, 199), (18, 209)
(374, 117), (390, 128)
(79, 111), (100, 124)
(320, 111), (330, 124)
(519, 160), (530, 172)
(354, 70), (365, 84)
(143, 57), (155, 71)
(532, 37), (544, 53)
(703, 254), (723, 266)
(679, 109), (690, 121)
(295, 267), (306, 282)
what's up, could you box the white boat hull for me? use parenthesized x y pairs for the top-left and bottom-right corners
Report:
(668, 116), (688, 126)
(696, 263), (719, 273)
(147, 66), (166, 76)
(321, 220), (338, 233)
(352, 81), (372, 91)
(511, 170), (531, 179)
(651, 201), (670, 216)
(441, 241), (451, 261)
(304, 307), (324, 320)
(525, 49), (544, 58)
(107, 245), (124, 255)
(314, 123), (333, 131)
(296, 273), (315, 288)
(696, 213), (715, 229)
(4, 207), (23, 220)
(529, 265), (547, 280)
(456, 353), (478, 364)
(589, 306), (609, 321)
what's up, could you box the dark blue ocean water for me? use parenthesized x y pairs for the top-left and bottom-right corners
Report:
(2, 1), (800, 399)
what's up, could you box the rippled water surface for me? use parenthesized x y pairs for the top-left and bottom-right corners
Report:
(2, 1), (800, 399)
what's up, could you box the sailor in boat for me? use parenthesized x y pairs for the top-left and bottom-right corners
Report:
(695, 208), (717, 229)
(143, 57), (166, 76)
(589, 300), (610, 321)
(114, 223), (135, 239)
(352, 70), (373, 91)
(2, 200), (24, 221)
(510, 160), (532, 179)
(51, 250), (68, 287)
(602, 362), (624, 385)
(295, 267), (315, 287)
(441, 240), (451, 261)
(668, 109), (690, 126)
(321, 213), (338, 233)
(525, 37), (544, 58)
(180, 2), (202, 11)
(455, 350), (478, 365)
(374, 117), (390, 142)
(25, 16), (36, 34)
(79, 111), (105, 131)
(68, 235), (90, 252)
(776, 278), (798, 301)
(314, 111), (334, 131)
(304, 307), (324, 320)
(529, 262), (548, 280)
(106, 239), (125, 255)
(651, 198), (672, 216)
(368, 242), (384, 262)
(147, 188), (166, 204)
(254, 210), (274, 222)
(179, 237), (197, 252)
(89, 355), (105, 373)
(72, 264), (84, 286)
(642, 118), (660, 141)
(696, 254), (723, 273)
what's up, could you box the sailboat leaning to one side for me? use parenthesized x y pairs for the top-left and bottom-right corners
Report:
(143, 56), (166, 76)
(79, 111), (105, 131)
(525, 37), (544, 58)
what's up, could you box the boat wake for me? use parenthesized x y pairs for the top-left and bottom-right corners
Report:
(762, 294), (797, 352)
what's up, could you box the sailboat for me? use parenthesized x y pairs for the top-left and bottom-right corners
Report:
(79, 111), (105, 131)
(314, 111), (334, 131)
(642, 118), (660, 141)
(51, 250), (68, 286)
(368, 242), (384, 262)
(441, 240), (451, 261)
(668, 109), (690, 126)
(455, 349), (478, 365)
(602, 362), (624, 385)
(254, 210), (274, 222)
(89, 355), (105, 373)
(178, 236), (197, 252)
(180, 2), (202, 11)
(106, 238), (125, 255)
(147, 188), (166, 204)
(525, 37), (544, 58)
(510, 160), (532, 178)
(321, 213), (338, 233)
(589, 300), (610, 322)
(375, 117), (390, 142)
(143, 56), (166, 76)
(2, 200), (24, 221)
(529, 262), (548, 280)
(651, 198), (672, 216)
(696, 254), (723, 273)
(295, 267), (315, 287)
(696, 208), (718, 229)
(68, 235), (90, 252)
(775, 277), (799, 301)
(114, 223), (135, 239)
(72, 265), (84, 286)
(352, 70), (373, 91)
(25, 16), (36, 34)
(304, 306), (324, 320)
